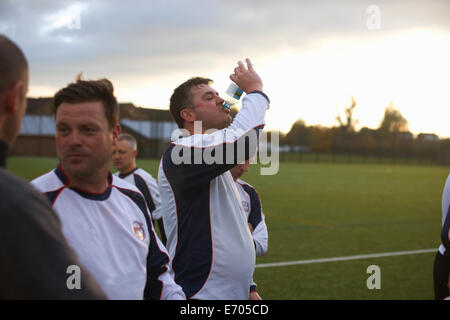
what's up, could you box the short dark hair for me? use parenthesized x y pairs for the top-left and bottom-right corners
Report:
(53, 76), (119, 128)
(169, 77), (212, 128)
(0, 34), (28, 94)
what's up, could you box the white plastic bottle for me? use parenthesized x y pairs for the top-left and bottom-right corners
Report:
(222, 82), (244, 110)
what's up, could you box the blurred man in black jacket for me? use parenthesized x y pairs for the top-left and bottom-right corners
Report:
(0, 34), (106, 299)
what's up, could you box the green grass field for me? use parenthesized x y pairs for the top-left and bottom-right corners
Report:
(7, 156), (450, 299)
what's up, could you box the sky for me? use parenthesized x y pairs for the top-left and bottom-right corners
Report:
(1, 0), (450, 137)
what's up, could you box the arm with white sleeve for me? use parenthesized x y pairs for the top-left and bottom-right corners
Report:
(242, 183), (268, 256)
(163, 60), (270, 190)
(136, 170), (163, 220)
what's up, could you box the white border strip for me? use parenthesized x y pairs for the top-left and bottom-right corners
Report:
(255, 248), (437, 268)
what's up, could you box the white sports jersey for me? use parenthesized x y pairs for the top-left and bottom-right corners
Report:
(158, 92), (270, 299)
(438, 174), (450, 256)
(32, 166), (185, 300)
(235, 179), (268, 257)
(113, 168), (163, 220)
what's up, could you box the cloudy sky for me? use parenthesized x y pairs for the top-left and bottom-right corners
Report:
(2, 0), (450, 137)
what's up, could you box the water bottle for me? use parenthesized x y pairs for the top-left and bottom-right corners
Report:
(222, 82), (244, 110)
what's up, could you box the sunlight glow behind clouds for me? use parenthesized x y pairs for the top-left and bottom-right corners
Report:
(106, 28), (450, 138)
(246, 29), (450, 137)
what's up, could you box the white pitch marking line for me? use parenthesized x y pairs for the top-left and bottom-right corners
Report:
(255, 248), (437, 268)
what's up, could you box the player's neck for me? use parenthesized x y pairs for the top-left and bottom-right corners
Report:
(119, 165), (137, 177)
(68, 170), (112, 193)
(184, 123), (206, 135)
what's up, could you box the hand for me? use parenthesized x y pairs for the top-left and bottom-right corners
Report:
(249, 291), (262, 300)
(248, 222), (254, 233)
(229, 58), (263, 93)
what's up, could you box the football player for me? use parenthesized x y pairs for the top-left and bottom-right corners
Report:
(32, 77), (184, 300)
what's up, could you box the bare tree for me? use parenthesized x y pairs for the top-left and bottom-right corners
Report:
(335, 96), (358, 134)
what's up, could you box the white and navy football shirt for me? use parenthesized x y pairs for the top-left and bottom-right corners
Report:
(32, 165), (185, 300)
(439, 174), (450, 257)
(235, 179), (268, 257)
(158, 91), (269, 300)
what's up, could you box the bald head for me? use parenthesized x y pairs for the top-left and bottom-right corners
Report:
(112, 134), (138, 174)
(0, 35), (28, 95)
(117, 133), (137, 151)
(0, 34), (29, 145)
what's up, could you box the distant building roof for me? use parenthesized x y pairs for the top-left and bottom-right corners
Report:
(417, 133), (439, 142)
(19, 115), (55, 136)
(397, 131), (413, 140)
(22, 97), (177, 140)
(26, 98), (53, 115)
(18, 115), (178, 141)
(120, 119), (178, 141)
(26, 97), (174, 122)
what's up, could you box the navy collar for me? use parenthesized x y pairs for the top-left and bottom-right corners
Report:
(118, 167), (139, 179)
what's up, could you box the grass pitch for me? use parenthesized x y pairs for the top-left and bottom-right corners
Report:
(8, 156), (449, 299)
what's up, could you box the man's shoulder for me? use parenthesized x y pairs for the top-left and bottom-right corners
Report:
(236, 178), (254, 190)
(134, 168), (157, 183)
(31, 169), (61, 192)
(134, 168), (153, 178)
(445, 174), (450, 193)
(111, 175), (149, 216)
(111, 174), (142, 194)
(236, 179), (261, 200)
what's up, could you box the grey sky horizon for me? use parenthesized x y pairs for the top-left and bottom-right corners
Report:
(1, 0), (449, 137)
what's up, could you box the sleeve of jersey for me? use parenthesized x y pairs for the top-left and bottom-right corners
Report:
(440, 174), (450, 253)
(163, 92), (269, 191)
(145, 223), (186, 300)
(246, 186), (269, 257)
(146, 175), (163, 220)
(253, 216), (268, 257)
(442, 174), (450, 226)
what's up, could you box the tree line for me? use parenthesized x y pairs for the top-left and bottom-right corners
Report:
(272, 98), (450, 165)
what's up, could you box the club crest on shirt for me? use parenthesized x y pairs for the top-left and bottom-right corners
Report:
(242, 201), (250, 212)
(132, 221), (145, 241)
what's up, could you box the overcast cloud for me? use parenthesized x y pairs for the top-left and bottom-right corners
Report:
(1, 0), (450, 137)
(1, 0), (449, 86)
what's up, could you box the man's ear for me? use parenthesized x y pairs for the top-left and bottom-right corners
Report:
(3, 81), (24, 114)
(112, 123), (121, 145)
(180, 108), (196, 124)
